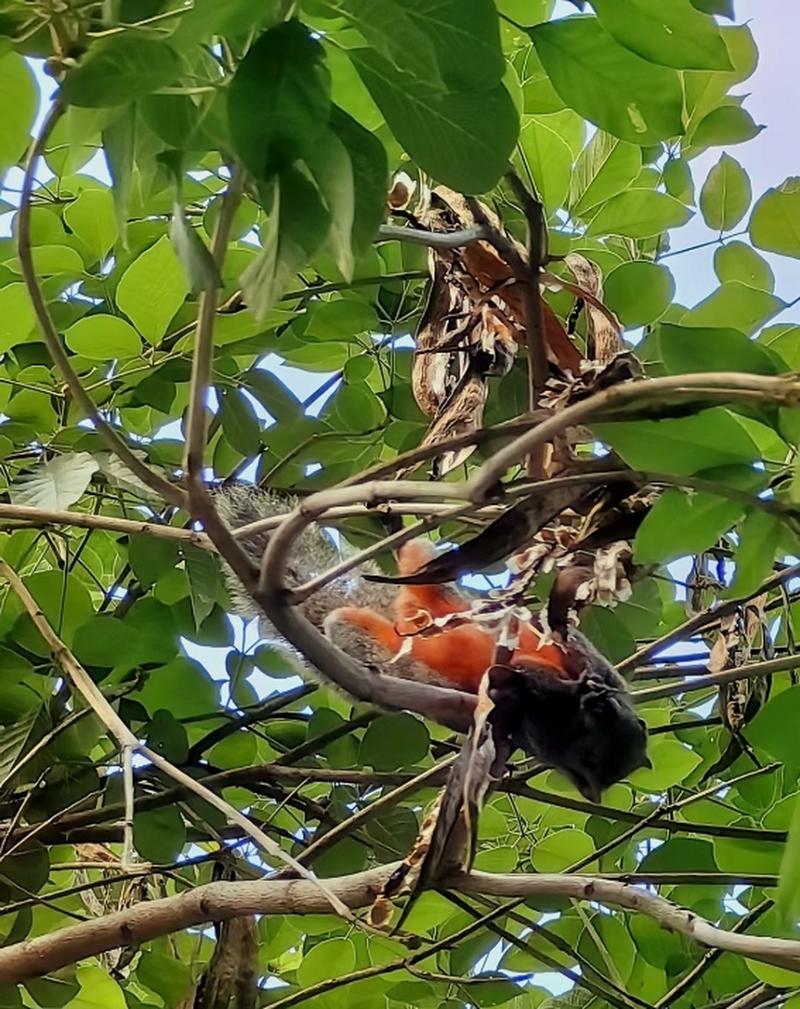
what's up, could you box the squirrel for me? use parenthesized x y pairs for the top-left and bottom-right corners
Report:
(216, 487), (649, 802)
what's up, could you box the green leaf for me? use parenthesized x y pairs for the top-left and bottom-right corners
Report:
(102, 111), (135, 249)
(145, 709), (189, 764)
(10, 452), (98, 510)
(659, 323), (777, 376)
(170, 203), (221, 295)
(351, 47), (518, 193)
(63, 188), (117, 263)
(228, 19), (330, 179)
(530, 17), (683, 144)
(65, 966), (126, 1009)
(748, 685), (800, 765)
(137, 952), (192, 1007)
(726, 508), (782, 599)
(604, 261), (674, 328)
(518, 116), (572, 213)
(594, 408), (760, 476)
(663, 156), (695, 204)
(778, 800), (800, 930)
(586, 189), (692, 238)
(328, 0), (504, 92)
(61, 38), (182, 108)
(240, 166), (330, 320)
(0, 283), (37, 352)
(7, 244), (84, 279)
(133, 805), (186, 862)
(634, 488), (743, 564)
(714, 241), (774, 292)
(680, 282), (785, 336)
(630, 737), (702, 790)
(591, 0), (731, 70)
(304, 127), (356, 281)
(690, 0), (734, 15)
(699, 153), (751, 230)
(750, 178), (800, 258)
(330, 106), (388, 258)
(361, 713), (429, 770)
(117, 236), (189, 343)
(532, 828), (595, 872)
(569, 131), (641, 216)
(65, 314), (141, 360)
(691, 105), (763, 148)
(0, 52), (36, 174)
(219, 387), (260, 456)
(129, 535), (180, 588)
(0, 708), (45, 791)
(168, 0), (277, 45)
(297, 938), (356, 988)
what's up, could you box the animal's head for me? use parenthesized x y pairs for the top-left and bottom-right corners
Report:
(499, 635), (650, 803)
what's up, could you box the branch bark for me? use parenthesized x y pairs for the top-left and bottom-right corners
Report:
(3, 866), (800, 984)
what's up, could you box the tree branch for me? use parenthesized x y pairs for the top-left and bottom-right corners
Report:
(377, 223), (491, 249)
(4, 866), (800, 984)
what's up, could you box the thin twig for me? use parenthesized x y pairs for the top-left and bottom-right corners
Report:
(377, 223), (490, 249)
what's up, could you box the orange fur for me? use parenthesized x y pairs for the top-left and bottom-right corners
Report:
(332, 541), (568, 694)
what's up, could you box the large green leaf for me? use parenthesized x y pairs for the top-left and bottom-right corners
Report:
(714, 241), (774, 291)
(530, 16), (684, 144)
(351, 48), (518, 193)
(116, 236), (189, 343)
(517, 116), (573, 213)
(659, 323), (777, 376)
(748, 686), (800, 765)
(586, 189), (692, 238)
(725, 508), (782, 599)
(304, 127), (356, 281)
(63, 188), (117, 263)
(634, 488), (743, 564)
(680, 282), (785, 336)
(0, 51), (36, 174)
(594, 408), (760, 475)
(62, 38), (183, 107)
(750, 179), (800, 258)
(778, 798), (800, 929)
(691, 105), (763, 149)
(330, 106), (388, 258)
(699, 153), (751, 231)
(569, 131), (641, 216)
(604, 261), (674, 328)
(240, 166), (330, 320)
(320, 0), (504, 92)
(591, 0), (731, 70)
(65, 315), (141, 360)
(228, 19), (331, 179)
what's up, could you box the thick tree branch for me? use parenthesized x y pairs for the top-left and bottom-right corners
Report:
(3, 866), (800, 984)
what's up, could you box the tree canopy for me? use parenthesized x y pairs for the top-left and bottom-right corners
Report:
(1, 1), (800, 1007)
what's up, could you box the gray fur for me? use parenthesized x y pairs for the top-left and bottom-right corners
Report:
(215, 486), (397, 631)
